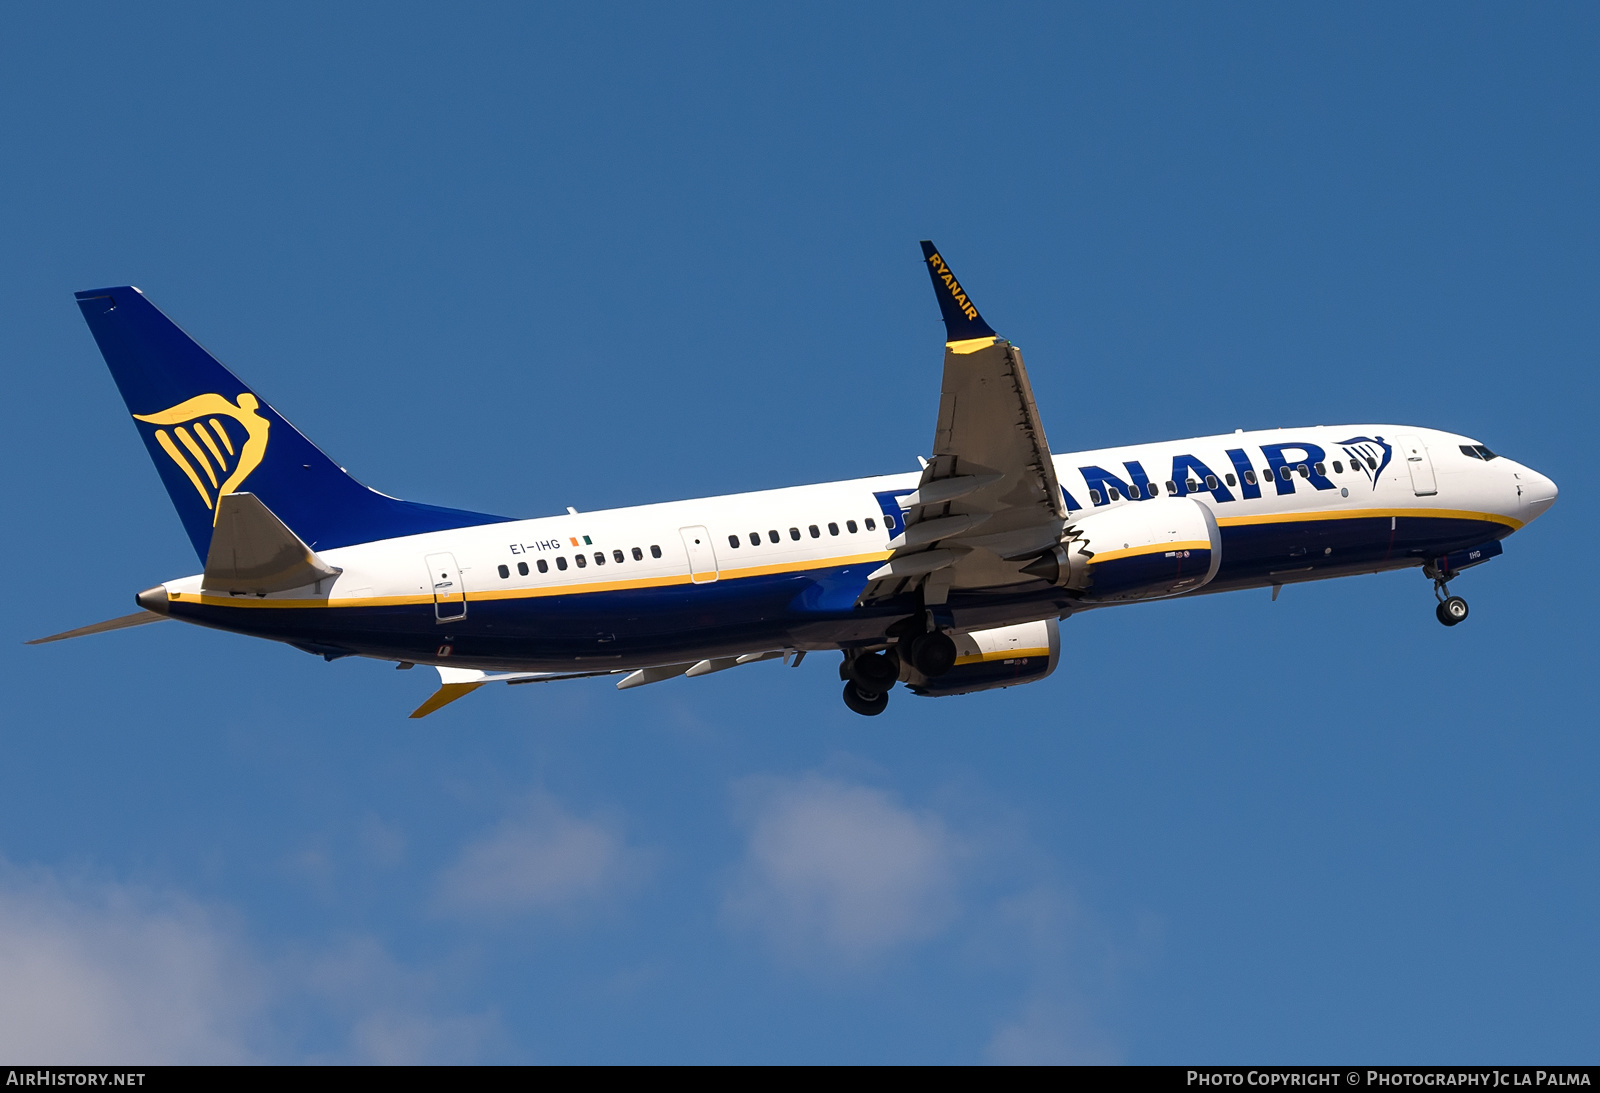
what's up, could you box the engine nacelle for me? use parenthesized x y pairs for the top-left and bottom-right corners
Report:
(907, 619), (1059, 698)
(1021, 497), (1221, 603)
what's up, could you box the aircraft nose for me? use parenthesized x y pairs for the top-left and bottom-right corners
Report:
(1520, 467), (1558, 521)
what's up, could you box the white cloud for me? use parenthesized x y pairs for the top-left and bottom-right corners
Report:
(986, 997), (1119, 1065)
(0, 862), (494, 1063)
(0, 865), (262, 1063)
(723, 776), (959, 963)
(435, 792), (645, 918)
(297, 937), (496, 1064)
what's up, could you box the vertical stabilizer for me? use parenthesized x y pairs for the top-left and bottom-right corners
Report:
(76, 287), (511, 561)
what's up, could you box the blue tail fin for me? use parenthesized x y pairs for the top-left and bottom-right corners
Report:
(76, 286), (511, 561)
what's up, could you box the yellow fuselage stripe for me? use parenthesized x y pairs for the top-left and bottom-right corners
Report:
(168, 509), (1514, 610)
(1214, 506), (1521, 530)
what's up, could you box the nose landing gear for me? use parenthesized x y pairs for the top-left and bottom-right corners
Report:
(1436, 595), (1469, 626)
(1426, 563), (1469, 627)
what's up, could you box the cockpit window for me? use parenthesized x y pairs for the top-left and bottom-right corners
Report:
(1477, 444), (1498, 460)
(1460, 444), (1500, 461)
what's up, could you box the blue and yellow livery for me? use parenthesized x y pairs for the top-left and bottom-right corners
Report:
(33, 245), (1559, 718)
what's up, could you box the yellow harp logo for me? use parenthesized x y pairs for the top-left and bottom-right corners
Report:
(133, 393), (271, 519)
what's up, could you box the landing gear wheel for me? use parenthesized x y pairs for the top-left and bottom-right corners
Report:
(842, 680), (889, 716)
(849, 651), (899, 693)
(1436, 596), (1468, 626)
(908, 631), (958, 678)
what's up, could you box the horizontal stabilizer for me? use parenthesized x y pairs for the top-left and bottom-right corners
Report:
(409, 664), (617, 718)
(26, 610), (167, 645)
(204, 493), (341, 595)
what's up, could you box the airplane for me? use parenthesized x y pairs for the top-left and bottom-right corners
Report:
(30, 242), (1559, 717)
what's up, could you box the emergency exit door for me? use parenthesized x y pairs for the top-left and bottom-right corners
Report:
(425, 552), (467, 621)
(1396, 435), (1438, 496)
(679, 526), (719, 584)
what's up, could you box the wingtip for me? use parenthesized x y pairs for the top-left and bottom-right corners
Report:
(918, 240), (997, 343)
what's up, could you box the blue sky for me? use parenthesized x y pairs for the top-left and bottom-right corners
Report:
(2, 2), (1596, 1063)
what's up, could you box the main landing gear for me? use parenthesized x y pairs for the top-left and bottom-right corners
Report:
(841, 649), (898, 716)
(839, 627), (960, 716)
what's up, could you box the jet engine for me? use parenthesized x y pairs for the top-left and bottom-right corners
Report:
(1021, 496), (1221, 603)
(907, 619), (1059, 698)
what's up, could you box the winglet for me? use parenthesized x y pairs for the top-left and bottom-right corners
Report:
(920, 240), (997, 346)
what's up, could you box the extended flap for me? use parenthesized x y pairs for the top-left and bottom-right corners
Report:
(203, 492), (341, 594)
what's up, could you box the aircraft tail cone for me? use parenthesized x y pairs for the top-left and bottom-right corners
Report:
(1020, 552), (1060, 583)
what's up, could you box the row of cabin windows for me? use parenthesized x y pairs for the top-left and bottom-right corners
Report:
(726, 517), (878, 550)
(497, 543), (663, 580)
(1085, 457), (1382, 505)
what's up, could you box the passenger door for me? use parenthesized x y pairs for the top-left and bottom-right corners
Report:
(425, 552), (467, 621)
(1396, 435), (1438, 496)
(679, 526), (719, 584)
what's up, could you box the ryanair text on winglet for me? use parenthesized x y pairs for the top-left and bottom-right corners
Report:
(925, 252), (980, 322)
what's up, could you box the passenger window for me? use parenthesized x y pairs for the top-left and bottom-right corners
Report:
(518, 561), (529, 576)
(1244, 470), (1257, 485)
(1297, 464), (1310, 478)
(556, 556), (568, 571)
(865, 518), (877, 531)
(1366, 457), (1376, 469)
(729, 535), (740, 548)
(537, 559), (548, 573)
(1127, 484), (1141, 499)
(498, 564), (510, 579)
(1332, 461), (1344, 473)
(1225, 474), (1236, 487)
(790, 528), (800, 540)
(613, 550), (624, 564)
(1205, 475), (1218, 490)
(1088, 489), (1102, 505)
(1166, 480), (1177, 494)
(847, 520), (858, 533)
(828, 522), (839, 536)
(1186, 479), (1199, 492)
(594, 552), (605, 565)
(1279, 466), (1292, 481)
(768, 529), (780, 543)
(632, 547), (643, 561)
(1313, 462), (1326, 476)
(650, 545), (662, 558)
(749, 532), (760, 546)
(883, 515), (896, 530)
(1107, 486), (1121, 501)
(575, 554), (587, 568)
(809, 524), (820, 537)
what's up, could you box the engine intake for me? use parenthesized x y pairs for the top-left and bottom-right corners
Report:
(1021, 497), (1221, 602)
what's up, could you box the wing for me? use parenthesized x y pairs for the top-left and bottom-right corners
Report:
(408, 650), (801, 717)
(861, 242), (1067, 606)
